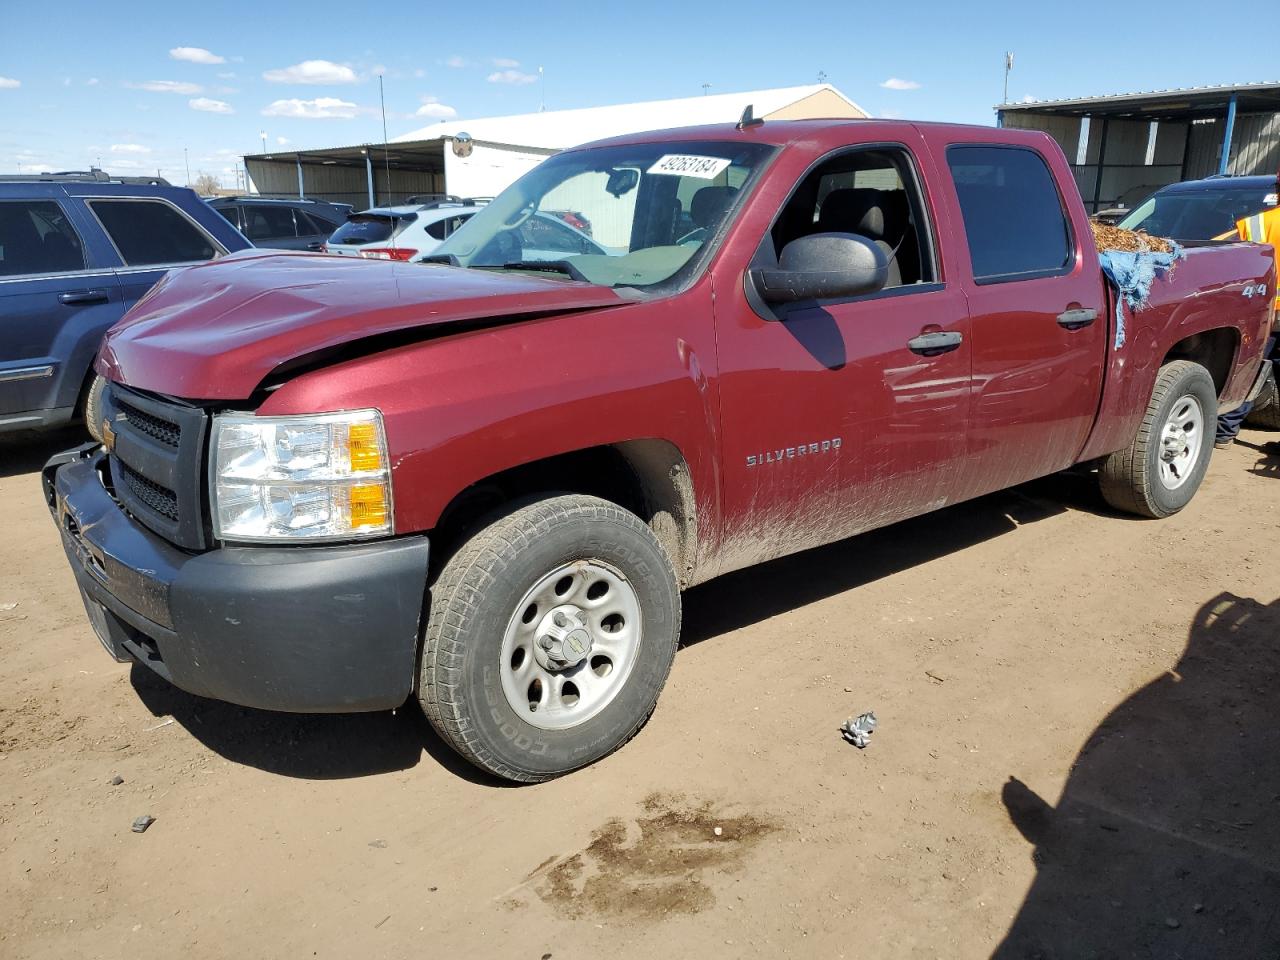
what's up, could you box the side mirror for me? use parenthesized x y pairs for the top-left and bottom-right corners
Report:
(751, 233), (888, 304)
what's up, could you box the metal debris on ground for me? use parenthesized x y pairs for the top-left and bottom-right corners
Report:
(131, 815), (155, 834)
(840, 711), (878, 748)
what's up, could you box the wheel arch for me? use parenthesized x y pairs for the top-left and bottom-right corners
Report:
(1161, 327), (1239, 398)
(429, 439), (701, 587)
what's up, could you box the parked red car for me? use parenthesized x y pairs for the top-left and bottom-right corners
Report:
(45, 119), (1275, 782)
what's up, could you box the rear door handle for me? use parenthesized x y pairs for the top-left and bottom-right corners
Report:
(907, 331), (964, 356)
(58, 289), (109, 306)
(1057, 307), (1097, 330)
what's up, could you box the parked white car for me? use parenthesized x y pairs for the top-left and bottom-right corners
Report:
(324, 200), (485, 261)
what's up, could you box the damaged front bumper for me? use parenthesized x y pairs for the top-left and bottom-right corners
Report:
(43, 445), (430, 713)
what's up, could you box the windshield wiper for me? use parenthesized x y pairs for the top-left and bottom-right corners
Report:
(498, 260), (589, 283)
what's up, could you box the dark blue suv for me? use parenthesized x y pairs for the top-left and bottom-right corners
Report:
(0, 176), (250, 434)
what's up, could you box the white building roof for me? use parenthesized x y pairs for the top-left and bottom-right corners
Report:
(394, 84), (867, 150)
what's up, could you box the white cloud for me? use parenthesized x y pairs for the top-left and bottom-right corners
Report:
(444, 55), (468, 68)
(487, 69), (537, 85)
(371, 64), (387, 76)
(879, 77), (921, 91)
(131, 80), (203, 94)
(216, 71), (236, 80)
(276, 136), (290, 145)
(110, 143), (151, 154)
(263, 60), (359, 85)
(262, 96), (359, 119)
(1020, 94), (1037, 104)
(170, 46), (226, 65)
(86, 77), (99, 86)
(0, 76), (20, 89)
(415, 96), (457, 119)
(492, 57), (519, 68)
(413, 68), (426, 79)
(189, 97), (234, 114)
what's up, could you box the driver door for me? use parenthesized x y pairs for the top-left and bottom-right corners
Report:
(712, 140), (972, 575)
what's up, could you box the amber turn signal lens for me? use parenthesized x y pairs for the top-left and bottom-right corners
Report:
(347, 422), (384, 473)
(349, 483), (389, 529)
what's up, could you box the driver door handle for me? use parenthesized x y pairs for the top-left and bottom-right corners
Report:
(907, 330), (964, 356)
(1057, 307), (1097, 329)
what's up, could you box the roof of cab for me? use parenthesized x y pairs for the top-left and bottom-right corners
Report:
(572, 118), (1058, 153)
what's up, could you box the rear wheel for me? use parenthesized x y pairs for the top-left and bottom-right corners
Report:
(1100, 360), (1217, 518)
(419, 494), (680, 782)
(1245, 379), (1280, 429)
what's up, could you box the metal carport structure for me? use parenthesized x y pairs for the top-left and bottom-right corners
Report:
(997, 81), (1280, 213)
(244, 140), (454, 210)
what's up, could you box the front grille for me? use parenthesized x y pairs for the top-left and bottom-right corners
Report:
(103, 383), (210, 550)
(117, 399), (180, 448)
(119, 462), (179, 521)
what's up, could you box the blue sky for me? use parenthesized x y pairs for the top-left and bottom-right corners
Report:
(1, 0), (1276, 186)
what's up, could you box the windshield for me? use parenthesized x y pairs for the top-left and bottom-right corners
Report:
(1118, 188), (1277, 240)
(431, 139), (774, 288)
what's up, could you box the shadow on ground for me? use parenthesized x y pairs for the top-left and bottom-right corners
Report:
(993, 592), (1280, 958)
(1233, 436), (1280, 480)
(680, 469), (1103, 646)
(0, 426), (88, 479)
(128, 665), (508, 786)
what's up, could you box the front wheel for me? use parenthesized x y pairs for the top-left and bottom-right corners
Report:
(82, 374), (106, 442)
(1099, 360), (1217, 518)
(419, 495), (680, 782)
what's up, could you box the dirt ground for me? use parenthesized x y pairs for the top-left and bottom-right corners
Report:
(2, 425), (1278, 960)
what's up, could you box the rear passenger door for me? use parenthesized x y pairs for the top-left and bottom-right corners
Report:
(942, 143), (1107, 501)
(0, 194), (123, 426)
(82, 197), (227, 307)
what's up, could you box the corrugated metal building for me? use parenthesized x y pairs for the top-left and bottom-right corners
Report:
(243, 84), (867, 209)
(997, 82), (1280, 213)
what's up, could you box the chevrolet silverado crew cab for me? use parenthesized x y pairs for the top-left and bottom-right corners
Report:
(44, 119), (1275, 782)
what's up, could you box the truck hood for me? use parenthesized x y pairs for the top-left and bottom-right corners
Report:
(97, 251), (627, 400)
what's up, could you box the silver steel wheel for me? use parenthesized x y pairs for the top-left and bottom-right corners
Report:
(1157, 394), (1204, 490)
(499, 559), (643, 731)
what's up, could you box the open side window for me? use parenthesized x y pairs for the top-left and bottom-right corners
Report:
(768, 146), (937, 290)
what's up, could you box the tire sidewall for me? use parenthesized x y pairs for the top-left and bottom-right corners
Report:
(1144, 366), (1217, 515)
(445, 509), (678, 778)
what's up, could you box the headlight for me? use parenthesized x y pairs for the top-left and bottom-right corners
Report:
(210, 409), (392, 542)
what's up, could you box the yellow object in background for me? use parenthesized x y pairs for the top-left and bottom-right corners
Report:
(1237, 207), (1280, 308)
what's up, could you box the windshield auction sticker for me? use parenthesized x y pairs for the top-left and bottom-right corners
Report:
(647, 155), (732, 179)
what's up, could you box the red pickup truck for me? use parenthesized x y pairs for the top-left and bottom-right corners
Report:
(44, 119), (1275, 782)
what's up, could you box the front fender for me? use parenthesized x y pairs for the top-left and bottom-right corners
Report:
(255, 289), (724, 544)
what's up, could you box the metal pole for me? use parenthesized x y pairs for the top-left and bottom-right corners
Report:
(296, 156), (304, 199)
(365, 152), (375, 208)
(1091, 116), (1110, 214)
(1218, 93), (1237, 176)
